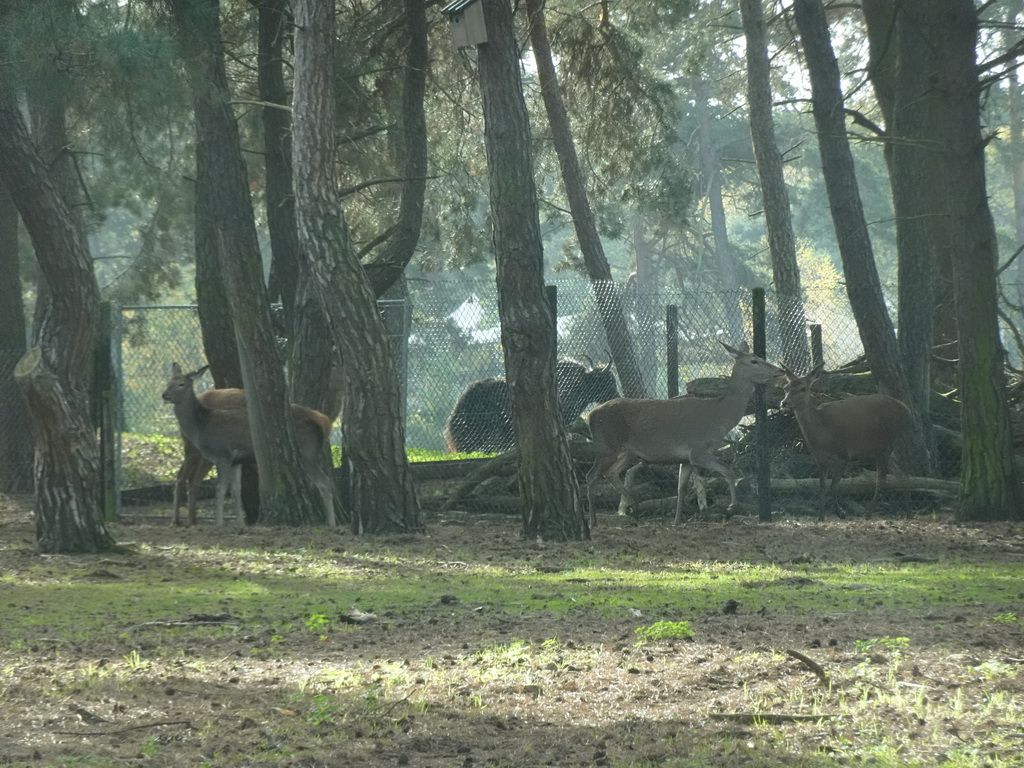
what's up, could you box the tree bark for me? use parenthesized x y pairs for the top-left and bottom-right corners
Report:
(692, 74), (745, 343)
(862, 0), (947, 410)
(525, 0), (646, 399)
(738, 0), (810, 371)
(169, 0), (326, 526)
(257, 0), (300, 328)
(0, 181), (32, 492)
(251, 0), (335, 423)
(292, 0), (422, 534)
(792, 0), (930, 477)
(936, 0), (1021, 520)
(0, 95), (114, 553)
(365, 0), (429, 295)
(477, 0), (586, 540)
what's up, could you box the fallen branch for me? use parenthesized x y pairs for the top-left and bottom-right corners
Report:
(135, 620), (236, 628)
(53, 719), (192, 736)
(710, 712), (837, 723)
(786, 649), (830, 687)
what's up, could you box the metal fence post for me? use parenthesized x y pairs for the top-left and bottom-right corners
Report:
(666, 305), (679, 398)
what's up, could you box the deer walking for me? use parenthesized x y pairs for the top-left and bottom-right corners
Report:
(586, 342), (784, 526)
(780, 363), (911, 519)
(162, 363), (337, 527)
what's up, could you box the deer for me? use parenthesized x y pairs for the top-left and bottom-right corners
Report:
(780, 363), (912, 520)
(170, 366), (344, 527)
(171, 386), (245, 527)
(162, 363), (337, 527)
(586, 341), (785, 527)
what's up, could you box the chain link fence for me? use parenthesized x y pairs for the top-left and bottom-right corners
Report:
(0, 278), (983, 519)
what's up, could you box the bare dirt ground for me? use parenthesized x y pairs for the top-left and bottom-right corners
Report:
(2, 492), (1024, 767)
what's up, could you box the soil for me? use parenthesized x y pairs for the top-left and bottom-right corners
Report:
(2, 492), (1024, 767)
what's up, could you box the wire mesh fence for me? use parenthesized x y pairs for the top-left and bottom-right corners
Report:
(0, 278), (979, 520)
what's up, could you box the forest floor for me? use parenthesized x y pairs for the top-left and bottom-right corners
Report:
(1, 492), (1023, 767)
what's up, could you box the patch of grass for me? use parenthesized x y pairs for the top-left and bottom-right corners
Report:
(121, 432), (183, 487)
(3, 542), (1023, 652)
(3, 504), (1024, 767)
(634, 620), (694, 644)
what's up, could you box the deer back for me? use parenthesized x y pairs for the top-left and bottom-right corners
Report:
(809, 395), (911, 462)
(782, 364), (911, 463)
(589, 341), (782, 465)
(197, 388), (246, 410)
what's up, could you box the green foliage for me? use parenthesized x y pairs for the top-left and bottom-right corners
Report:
(634, 620), (694, 644)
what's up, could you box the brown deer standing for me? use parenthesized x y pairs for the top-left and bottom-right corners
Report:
(162, 363), (338, 526)
(170, 366), (344, 526)
(780, 363), (911, 519)
(171, 387), (244, 527)
(586, 342), (785, 526)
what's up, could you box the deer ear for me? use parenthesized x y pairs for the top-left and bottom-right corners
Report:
(171, 362), (183, 376)
(720, 340), (748, 356)
(809, 362), (825, 380)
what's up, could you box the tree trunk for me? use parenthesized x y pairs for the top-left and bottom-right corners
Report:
(257, 0), (300, 328)
(0, 181), (32, 492)
(738, 0), (810, 372)
(525, 0), (646, 399)
(252, 0), (335, 424)
(292, 0), (422, 534)
(792, 0), (930, 477)
(163, 0), (240, 391)
(862, 0), (948, 411)
(169, 0), (326, 526)
(0, 95), (114, 553)
(936, 0), (1021, 520)
(1003, 2), (1024, 305)
(692, 74), (745, 343)
(365, 0), (429, 293)
(477, 0), (586, 541)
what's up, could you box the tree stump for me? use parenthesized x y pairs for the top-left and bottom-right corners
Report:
(15, 347), (115, 553)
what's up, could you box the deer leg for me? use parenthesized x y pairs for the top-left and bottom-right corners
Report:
(186, 457), (213, 527)
(674, 463), (695, 525)
(816, 464), (830, 522)
(825, 459), (846, 520)
(172, 462), (187, 527)
(314, 464), (335, 527)
(587, 453), (637, 527)
(230, 465), (243, 524)
(872, 454), (890, 505)
(213, 463), (232, 527)
(691, 454), (738, 509)
(619, 463), (643, 517)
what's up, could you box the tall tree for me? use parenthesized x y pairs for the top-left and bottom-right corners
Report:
(738, 0), (810, 371)
(168, 0), (328, 526)
(525, 0), (646, 399)
(0, 182), (32, 493)
(292, 0), (422, 534)
(252, 0), (336, 425)
(792, 0), (930, 476)
(257, 0), (301, 329)
(0, 95), (115, 553)
(862, 0), (946, 425)
(477, 0), (586, 540)
(937, 0), (1021, 519)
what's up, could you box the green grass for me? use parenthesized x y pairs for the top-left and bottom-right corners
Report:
(2, 541), (1021, 651)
